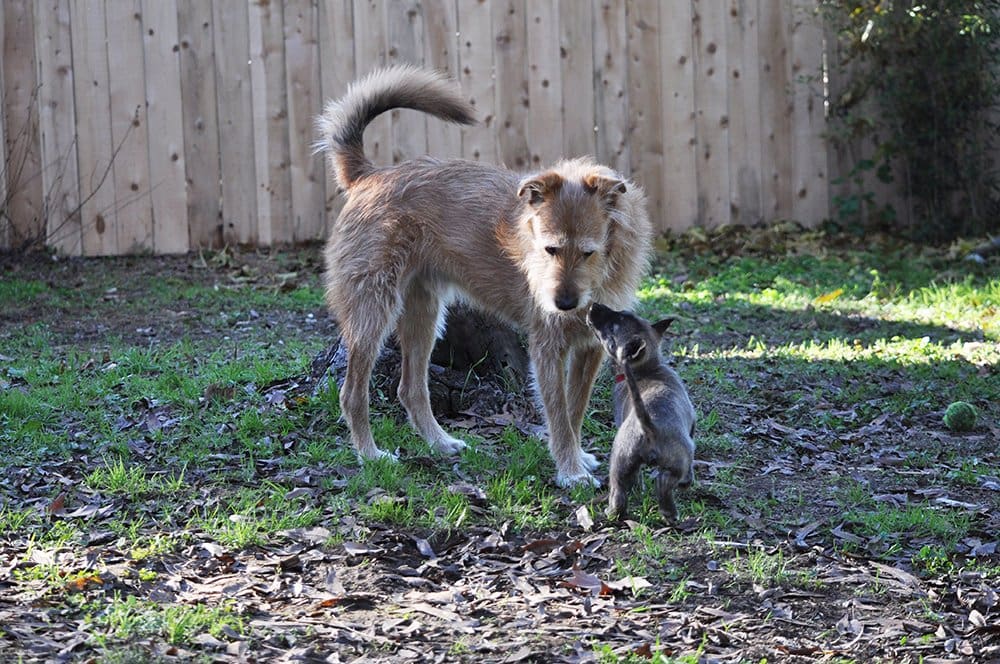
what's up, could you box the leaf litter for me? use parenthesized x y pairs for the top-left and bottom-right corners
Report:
(1, 238), (999, 661)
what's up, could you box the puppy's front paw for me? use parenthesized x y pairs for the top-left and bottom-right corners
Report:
(556, 468), (600, 489)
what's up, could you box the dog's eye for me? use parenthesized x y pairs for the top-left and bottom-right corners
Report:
(545, 246), (559, 256)
(582, 250), (595, 258)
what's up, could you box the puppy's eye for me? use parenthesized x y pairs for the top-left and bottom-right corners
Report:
(582, 250), (595, 258)
(545, 246), (559, 256)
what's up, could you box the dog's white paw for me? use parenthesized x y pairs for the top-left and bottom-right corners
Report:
(580, 450), (600, 472)
(357, 446), (399, 463)
(433, 435), (467, 456)
(556, 468), (601, 489)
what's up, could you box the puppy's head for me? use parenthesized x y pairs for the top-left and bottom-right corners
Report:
(586, 303), (673, 367)
(515, 163), (628, 314)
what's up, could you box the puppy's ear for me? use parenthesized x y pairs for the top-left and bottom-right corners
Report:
(517, 172), (564, 207)
(583, 174), (628, 205)
(652, 318), (675, 339)
(621, 338), (646, 363)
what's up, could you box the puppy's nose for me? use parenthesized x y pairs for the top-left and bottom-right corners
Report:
(554, 293), (579, 311)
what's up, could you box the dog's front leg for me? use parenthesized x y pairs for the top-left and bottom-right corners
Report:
(566, 345), (604, 473)
(530, 339), (599, 488)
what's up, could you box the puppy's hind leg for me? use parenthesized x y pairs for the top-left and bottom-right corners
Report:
(606, 439), (640, 520)
(397, 282), (467, 455)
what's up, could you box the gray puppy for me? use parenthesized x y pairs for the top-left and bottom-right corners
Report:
(586, 303), (696, 521)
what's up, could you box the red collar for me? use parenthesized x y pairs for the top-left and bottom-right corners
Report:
(615, 373), (625, 383)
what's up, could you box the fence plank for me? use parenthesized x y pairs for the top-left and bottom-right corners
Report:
(248, 0), (290, 247)
(758, 0), (794, 222)
(560, 0), (595, 159)
(0, 0), (6, 249)
(285, 0), (324, 243)
(626, 0), (665, 223)
(491, 0), (529, 170)
(177, 0), (223, 249)
(106, 0), (152, 253)
(353, 0), (391, 166)
(142, 0), (189, 254)
(34, 0), (81, 255)
(8, 0), (922, 252)
(2, 0), (43, 248)
(726, 0), (763, 226)
(456, 0), (496, 163)
(692, 0), (732, 229)
(213, 0), (257, 244)
(388, 0), (428, 164)
(525, 2), (561, 168)
(592, 0), (629, 174)
(790, 0), (828, 226)
(69, 0), (117, 256)
(318, 0), (355, 231)
(423, 0), (461, 159)
(658, 0), (698, 231)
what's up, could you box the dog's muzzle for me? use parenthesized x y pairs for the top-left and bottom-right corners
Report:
(554, 292), (579, 311)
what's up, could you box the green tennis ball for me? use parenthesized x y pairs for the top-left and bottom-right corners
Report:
(943, 401), (978, 432)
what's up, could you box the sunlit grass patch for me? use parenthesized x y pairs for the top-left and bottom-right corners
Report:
(0, 506), (36, 534)
(845, 503), (972, 549)
(87, 594), (245, 646)
(723, 547), (790, 587)
(86, 459), (189, 497)
(191, 483), (323, 549)
(486, 471), (560, 529)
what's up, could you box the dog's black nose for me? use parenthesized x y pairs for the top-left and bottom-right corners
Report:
(554, 293), (579, 311)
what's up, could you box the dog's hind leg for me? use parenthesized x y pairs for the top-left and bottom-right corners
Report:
(340, 339), (392, 461)
(566, 345), (604, 473)
(336, 284), (401, 461)
(396, 282), (467, 455)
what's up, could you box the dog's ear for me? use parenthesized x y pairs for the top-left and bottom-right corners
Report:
(652, 318), (675, 339)
(582, 174), (627, 205)
(517, 172), (564, 207)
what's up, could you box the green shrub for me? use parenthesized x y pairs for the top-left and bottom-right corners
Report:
(823, 1), (1000, 240)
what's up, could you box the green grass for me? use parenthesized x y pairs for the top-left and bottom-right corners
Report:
(88, 593), (245, 646)
(1, 238), (998, 661)
(191, 482), (324, 548)
(723, 548), (789, 587)
(846, 504), (972, 548)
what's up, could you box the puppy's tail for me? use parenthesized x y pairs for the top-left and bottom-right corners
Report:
(314, 65), (475, 190)
(622, 362), (658, 440)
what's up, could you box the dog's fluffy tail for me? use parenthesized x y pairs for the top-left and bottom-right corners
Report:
(314, 65), (475, 190)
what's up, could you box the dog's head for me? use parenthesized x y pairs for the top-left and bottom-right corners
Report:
(586, 302), (674, 367)
(514, 162), (630, 314)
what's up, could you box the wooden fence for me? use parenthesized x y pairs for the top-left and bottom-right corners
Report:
(1, 0), (832, 256)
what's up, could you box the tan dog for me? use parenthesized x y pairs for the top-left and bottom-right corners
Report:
(315, 65), (652, 487)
